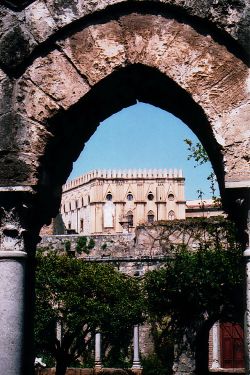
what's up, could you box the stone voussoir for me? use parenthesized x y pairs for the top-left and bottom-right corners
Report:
(58, 20), (126, 85)
(0, 22), (37, 71)
(15, 76), (60, 124)
(24, 0), (58, 43)
(25, 49), (91, 109)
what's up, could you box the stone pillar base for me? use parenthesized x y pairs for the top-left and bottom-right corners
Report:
(94, 364), (102, 373)
(131, 369), (143, 375)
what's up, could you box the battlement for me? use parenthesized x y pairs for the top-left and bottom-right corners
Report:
(63, 169), (184, 192)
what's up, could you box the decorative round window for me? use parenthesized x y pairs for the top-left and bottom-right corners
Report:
(147, 193), (154, 201)
(127, 193), (133, 201)
(106, 193), (112, 201)
(168, 193), (175, 201)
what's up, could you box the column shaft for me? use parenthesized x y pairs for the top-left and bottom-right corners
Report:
(211, 321), (221, 369)
(245, 248), (250, 373)
(95, 332), (102, 369)
(132, 325), (141, 369)
(0, 251), (27, 375)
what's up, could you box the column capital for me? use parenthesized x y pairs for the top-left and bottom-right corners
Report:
(0, 190), (41, 254)
(0, 250), (27, 259)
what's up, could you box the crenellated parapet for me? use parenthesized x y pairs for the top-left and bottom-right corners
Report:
(63, 169), (184, 192)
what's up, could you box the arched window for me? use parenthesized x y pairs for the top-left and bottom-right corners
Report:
(168, 210), (175, 220)
(147, 211), (154, 224)
(127, 193), (133, 201)
(69, 202), (72, 211)
(127, 211), (133, 227)
(168, 193), (175, 201)
(80, 219), (84, 232)
(106, 193), (112, 201)
(75, 199), (78, 209)
(68, 221), (71, 229)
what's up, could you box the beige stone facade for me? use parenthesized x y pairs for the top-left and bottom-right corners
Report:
(61, 169), (186, 235)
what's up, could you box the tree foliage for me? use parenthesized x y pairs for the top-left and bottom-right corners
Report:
(144, 245), (244, 329)
(75, 236), (95, 255)
(34, 250), (144, 375)
(184, 139), (209, 166)
(184, 138), (218, 200)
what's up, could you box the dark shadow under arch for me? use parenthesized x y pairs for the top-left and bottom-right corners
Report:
(37, 64), (225, 224)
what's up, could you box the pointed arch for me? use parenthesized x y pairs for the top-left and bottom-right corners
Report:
(147, 210), (155, 224)
(168, 210), (175, 220)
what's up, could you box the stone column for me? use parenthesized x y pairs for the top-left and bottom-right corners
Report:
(56, 320), (62, 343)
(243, 193), (250, 373)
(211, 321), (221, 369)
(95, 332), (102, 370)
(0, 190), (39, 375)
(0, 250), (27, 375)
(132, 325), (142, 369)
(244, 206), (250, 373)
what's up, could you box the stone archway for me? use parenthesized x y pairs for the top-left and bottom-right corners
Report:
(0, 2), (249, 374)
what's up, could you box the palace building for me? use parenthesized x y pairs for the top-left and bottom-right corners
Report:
(61, 169), (186, 235)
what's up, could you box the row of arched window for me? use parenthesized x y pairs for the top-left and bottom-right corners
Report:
(105, 192), (175, 202)
(67, 210), (175, 231)
(126, 210), (175, 224)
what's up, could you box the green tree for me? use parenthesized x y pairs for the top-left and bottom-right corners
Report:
(144, 234), (244, 373)
(145, 245), (244, 326)
(35, 250), (144, 375)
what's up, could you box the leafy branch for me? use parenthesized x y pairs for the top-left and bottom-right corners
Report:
(184, 139), (220, 203)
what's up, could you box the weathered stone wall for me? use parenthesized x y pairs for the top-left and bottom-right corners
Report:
(39, 232), (164, 277)
(39, 218), (235, 261)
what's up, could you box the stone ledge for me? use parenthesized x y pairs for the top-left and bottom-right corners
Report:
(209, 369), (245, 374)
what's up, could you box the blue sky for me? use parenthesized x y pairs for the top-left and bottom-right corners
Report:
(69, 102), (219, 200)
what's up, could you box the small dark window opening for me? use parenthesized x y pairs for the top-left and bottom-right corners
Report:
(106, 193), (112, 201)
(80, 219), (84, 232)
(127, 193), (133, 201)
(148, 193), (154, 201)
(127, 213), (133, 227)
(148, 214), (154, 224)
